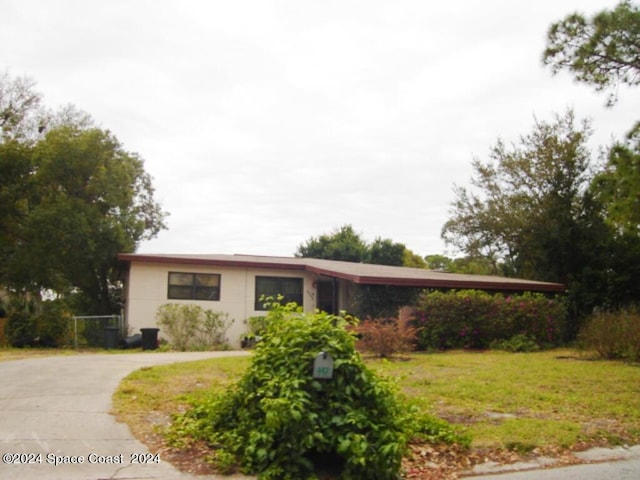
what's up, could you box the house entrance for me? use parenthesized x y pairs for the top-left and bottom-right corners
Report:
(317, 279), (338, 314)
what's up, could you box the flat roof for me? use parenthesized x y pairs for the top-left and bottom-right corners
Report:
(118, 253), (565, 293)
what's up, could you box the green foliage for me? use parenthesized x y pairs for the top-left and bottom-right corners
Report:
(412, 290), (566, 351)
(442, 109), (593, 283)
(241, 315), (268, 348)
(354, 318), (418, 358)
(296, 224), (368, 263)
(0, 71), (44, 142)
(490, 334), (541, 353)
(366, 237), (406, 265)
(156, 303), (232, 351)
(354, 284), (421, 319)
(5, 311), (33, 347)
(593, 128), (640, 236)
(579, 308), (640, 362)
(440, 110), (631, 338)
(0, 72), (167, 315)
(425, 254), (497, 275)
(5, 299), (72, 347)
(406, 410), (471, 448)
(171, 303), (413, 479)
(543, 0), (640, 106)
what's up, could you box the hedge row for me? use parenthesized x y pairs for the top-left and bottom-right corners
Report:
(411, 290), (566, 351)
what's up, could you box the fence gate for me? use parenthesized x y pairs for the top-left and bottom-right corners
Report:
(71, 315), (124, 349)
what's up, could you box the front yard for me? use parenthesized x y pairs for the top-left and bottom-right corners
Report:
(112, 349), (640, 478)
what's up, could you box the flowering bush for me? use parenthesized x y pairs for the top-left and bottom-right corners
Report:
(412, 290), (566, 351)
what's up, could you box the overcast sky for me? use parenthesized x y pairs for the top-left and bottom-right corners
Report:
(2, 0), (637, 258)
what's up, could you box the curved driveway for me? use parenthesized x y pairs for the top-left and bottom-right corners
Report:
(0, 351), (253, 480)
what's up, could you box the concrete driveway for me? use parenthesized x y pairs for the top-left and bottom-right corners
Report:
(0, 351), (253, 480)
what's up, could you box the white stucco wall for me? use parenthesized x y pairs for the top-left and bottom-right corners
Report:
(123, 261), (318, 348)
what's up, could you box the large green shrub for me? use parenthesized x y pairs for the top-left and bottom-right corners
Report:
(5, 300), (72, 347)
(156, 303), (232, 351)
(579, 308), (640, 362)
(412, 290), (566, 351)
(174, 303), (411, 479)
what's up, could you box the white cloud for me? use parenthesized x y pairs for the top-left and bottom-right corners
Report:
(1, 0), (636, 259)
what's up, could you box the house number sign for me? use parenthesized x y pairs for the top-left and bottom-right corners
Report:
(313, 352), (334, 379)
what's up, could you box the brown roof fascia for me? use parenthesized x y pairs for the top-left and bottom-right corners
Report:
(117, 254), (565, 293)
(116, 254), (307, 271)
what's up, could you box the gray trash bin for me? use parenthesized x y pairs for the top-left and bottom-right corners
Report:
(104, 326), (120, 349)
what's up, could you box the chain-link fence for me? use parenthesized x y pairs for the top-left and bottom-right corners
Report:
(71, 315), (125, 349)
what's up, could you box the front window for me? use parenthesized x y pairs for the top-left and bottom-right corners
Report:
(255, 276), (303, 310)
(168, 272), (221, 301)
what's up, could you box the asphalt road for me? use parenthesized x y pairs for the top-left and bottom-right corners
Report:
(1, 351), (638, 480)
(0, 351), (253, 480)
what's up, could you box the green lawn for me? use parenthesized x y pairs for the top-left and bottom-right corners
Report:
(113, 350), (640, 453)
(369, 350), (640, 450)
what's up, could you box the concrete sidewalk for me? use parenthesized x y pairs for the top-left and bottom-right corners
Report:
(0, 351), (253, 480)
(466, 457), (640, 480)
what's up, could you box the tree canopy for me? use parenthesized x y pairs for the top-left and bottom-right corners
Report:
(441, 109), (640, 336)
(593, 127), (640, 235)
(543, 0), (640, 106)
(295, 225), (416, 268)
(442, 110), (595, 283)
(0, 72), (167, 314)
(296, 225), (368, 263)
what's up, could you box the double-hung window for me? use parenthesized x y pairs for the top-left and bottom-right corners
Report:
(168, 272), (221, 301)
(255, 276), (303, 310)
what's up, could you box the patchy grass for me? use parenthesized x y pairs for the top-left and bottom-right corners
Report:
(112, 350), (640, 476)
(369, 350), (640, 449)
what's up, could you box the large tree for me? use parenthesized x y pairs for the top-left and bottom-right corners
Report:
(543, 0), (640, 106)
(443, 110), (594, 282)
(542, 2), (640, 311)
(441, 110), (634, 336)
(0, 73), (167, 314)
